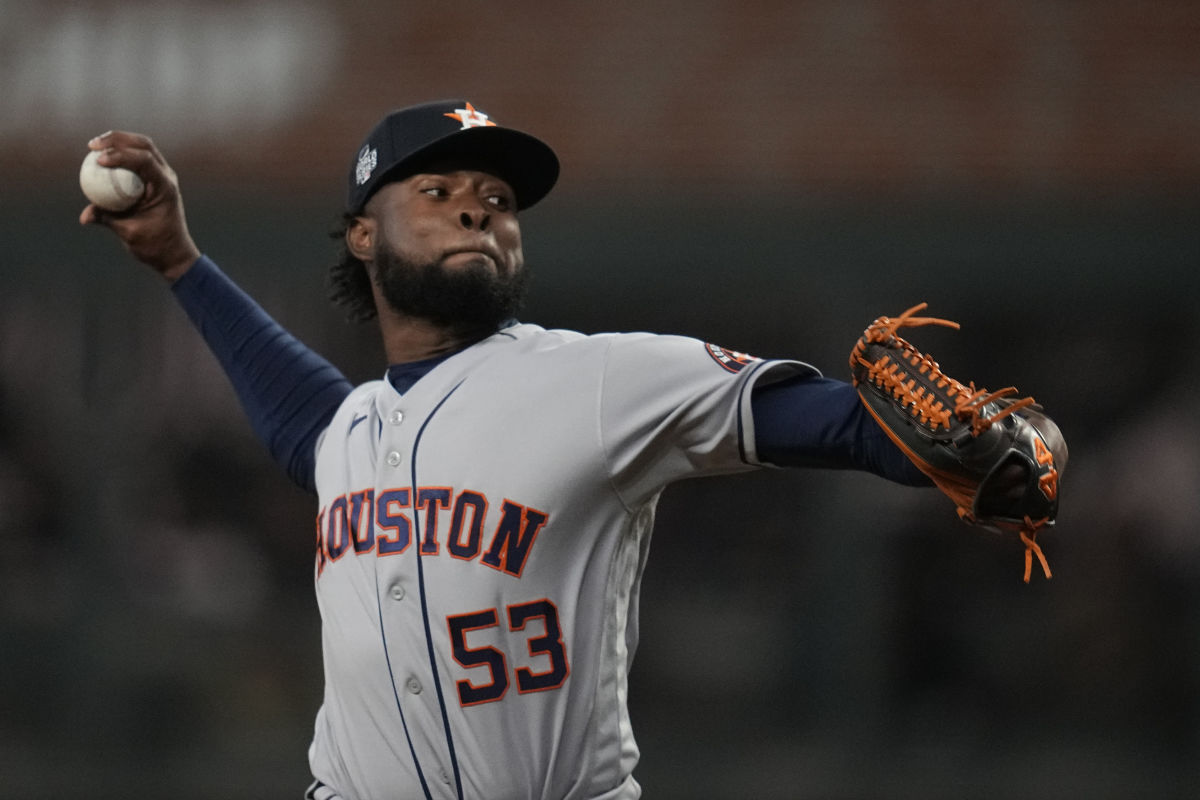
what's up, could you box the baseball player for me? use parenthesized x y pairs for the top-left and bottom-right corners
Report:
(80, 100), (1048, 799)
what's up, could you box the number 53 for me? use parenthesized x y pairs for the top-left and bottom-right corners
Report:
(447, 598), (570, 706)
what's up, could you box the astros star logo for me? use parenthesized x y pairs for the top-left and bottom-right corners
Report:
(445, 102), (497, 129)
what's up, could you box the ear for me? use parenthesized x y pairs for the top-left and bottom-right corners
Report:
(345, 216), (376, 262)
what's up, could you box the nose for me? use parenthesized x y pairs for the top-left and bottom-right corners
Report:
(458, 205), (490, 232)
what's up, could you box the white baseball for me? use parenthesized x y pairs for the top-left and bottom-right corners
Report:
(79, 149), (145, 212)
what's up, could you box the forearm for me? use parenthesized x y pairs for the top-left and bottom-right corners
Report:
(170, 256), (353, 491)
(751, 374), (931, 485)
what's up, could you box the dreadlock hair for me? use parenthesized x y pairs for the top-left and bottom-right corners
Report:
(328, 212), (378, 322)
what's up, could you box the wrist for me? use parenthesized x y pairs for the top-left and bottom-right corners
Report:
(158, 244), (202, 283)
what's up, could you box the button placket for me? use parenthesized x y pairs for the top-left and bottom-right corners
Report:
(383, 406), (405, 467)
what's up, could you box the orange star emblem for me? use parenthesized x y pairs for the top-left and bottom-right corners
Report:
(445, 102), (497, 129)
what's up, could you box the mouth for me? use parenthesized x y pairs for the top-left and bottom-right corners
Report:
(442, 245), (503, 271)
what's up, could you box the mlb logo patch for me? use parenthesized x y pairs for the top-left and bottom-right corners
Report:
(705, 343), (759, 373)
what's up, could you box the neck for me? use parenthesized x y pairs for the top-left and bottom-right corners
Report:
(377, 310), (490, 364)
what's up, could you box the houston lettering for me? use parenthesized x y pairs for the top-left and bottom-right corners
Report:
(315, 486), (549, 580)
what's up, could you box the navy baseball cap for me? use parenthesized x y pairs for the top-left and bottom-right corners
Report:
(346, 99), (560, 214)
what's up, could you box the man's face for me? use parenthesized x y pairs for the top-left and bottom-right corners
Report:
(361, 168), (528, 334)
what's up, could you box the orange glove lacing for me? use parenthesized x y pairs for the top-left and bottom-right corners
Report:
(854, 303), (1053, 583)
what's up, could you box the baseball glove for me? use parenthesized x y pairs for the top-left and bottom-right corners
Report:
(849, 303), (1067, 582)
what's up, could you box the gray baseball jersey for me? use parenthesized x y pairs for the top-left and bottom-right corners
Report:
(307, 322), (815, 799)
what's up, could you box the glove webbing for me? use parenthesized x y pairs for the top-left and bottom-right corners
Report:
(855, 303), (1037, 436)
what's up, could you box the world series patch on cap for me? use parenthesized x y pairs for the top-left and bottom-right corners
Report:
(347, 100), (560, 214)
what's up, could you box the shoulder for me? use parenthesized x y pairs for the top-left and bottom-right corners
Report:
(489, 325), (730, 371)
(494, 322), (589, 347)
(497, 324), (817, 380)
(484, 322), (612, 361)
(498, 323), (706, 356)
(604, 331), (818, 379)
(339, 378), (388, 408)
(314, 378), (387, 445)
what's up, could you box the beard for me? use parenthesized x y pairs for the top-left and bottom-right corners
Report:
(373, 245), (529, 337)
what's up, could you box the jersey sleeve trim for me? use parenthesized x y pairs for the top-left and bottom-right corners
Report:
(736, 358), (821, 466)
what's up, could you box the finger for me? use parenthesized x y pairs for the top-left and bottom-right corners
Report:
(90, 146), (172, 204)
(87, 131), (170, 179)
(79, 203), (121, 228)
(88, 130), (156, 153)
(87, 131), (114, 151)
(94, 144), (155, 172)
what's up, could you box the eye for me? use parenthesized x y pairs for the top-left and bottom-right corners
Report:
(421, 185), (448, 198)
(485, 192), (514, 211)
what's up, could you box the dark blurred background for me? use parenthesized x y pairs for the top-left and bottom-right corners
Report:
(2, 1), (1199, 797)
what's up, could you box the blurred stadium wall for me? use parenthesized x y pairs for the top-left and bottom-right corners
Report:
(2, 2), (1198, 798)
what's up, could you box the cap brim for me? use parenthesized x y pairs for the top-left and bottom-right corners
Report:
(359, 127), (559, 212)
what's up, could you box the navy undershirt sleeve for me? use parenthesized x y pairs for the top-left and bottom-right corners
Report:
(170, 255), (354, 493)
(752, 373), (931, 486)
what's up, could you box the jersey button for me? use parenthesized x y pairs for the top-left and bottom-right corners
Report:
(385, 451), (402, 467)
(389, 410), (404, 425)
(406, 677), (422, 694)
(389, 584), (405, 601)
